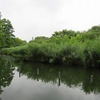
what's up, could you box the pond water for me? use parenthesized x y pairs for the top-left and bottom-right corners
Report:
(0, 57), (100, 100)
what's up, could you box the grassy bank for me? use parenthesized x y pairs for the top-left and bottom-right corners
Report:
(1, 26), (100, 68)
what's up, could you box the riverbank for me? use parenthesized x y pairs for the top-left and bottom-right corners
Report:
(1, 26), (100, 68)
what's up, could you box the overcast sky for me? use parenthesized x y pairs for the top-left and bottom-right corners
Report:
(1, 0), (100, 41)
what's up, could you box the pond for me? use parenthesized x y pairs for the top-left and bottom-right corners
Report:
(0, 56), (100, 100)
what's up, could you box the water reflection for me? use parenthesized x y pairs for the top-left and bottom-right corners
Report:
(36, 68), (39, 81)
(58, 71), (61, 86)
(0, 57), (15, 94)
(15, 62), (100, 94)
(0, 57), (100, 100)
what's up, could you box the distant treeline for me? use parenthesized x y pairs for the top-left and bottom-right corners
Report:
(1, 18), (100, 67)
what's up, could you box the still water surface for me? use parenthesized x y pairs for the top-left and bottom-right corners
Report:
(0, 57), (100, 100)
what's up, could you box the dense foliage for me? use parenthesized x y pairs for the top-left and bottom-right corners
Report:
(1, 25), (100, 67)
(0, 18), (26, 49)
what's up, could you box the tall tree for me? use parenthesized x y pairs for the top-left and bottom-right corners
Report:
(0, 18), (15, 48)
(0, 18), (15, 37)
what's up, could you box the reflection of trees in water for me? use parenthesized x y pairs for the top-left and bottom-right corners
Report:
(0, 57), (15, 94)
(16, 62), (100, 94)
(83, 69), (100, 94)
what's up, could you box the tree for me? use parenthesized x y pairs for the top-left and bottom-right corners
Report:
(52, 29), (76, 38)
(12, 37), (27, 46)
(0, 19), (15, 37)
(0, 18), (15, 48)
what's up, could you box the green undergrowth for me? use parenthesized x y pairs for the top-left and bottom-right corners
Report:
(1, 26), (100, 68)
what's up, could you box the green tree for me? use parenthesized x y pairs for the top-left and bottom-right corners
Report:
(52, 29), (76, 38)
(0, 18), (15, 37)
(0, 18), (15, 48)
